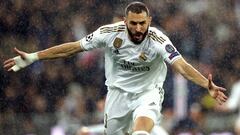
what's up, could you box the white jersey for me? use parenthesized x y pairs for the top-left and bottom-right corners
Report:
(80, 21), (181, 93)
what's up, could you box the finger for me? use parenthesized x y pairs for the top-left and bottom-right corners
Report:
(219, 95), (227, 103)
(3, 60), (15, 69)
(7, 68), (13, 72)
(219, 99), (226, 105)
(217, 93), (227, 103)
(208, 74), (213, 89)
(11, 65), (20, 72)
(14, 47), (25, 59)
(3, 58), (14, 65)
(218, 86), (227, 91)
(220, 92), (228, 100)
(3, 61), (15, 69)
(216, 98), (223, 105)
(217, 96), (225, 105)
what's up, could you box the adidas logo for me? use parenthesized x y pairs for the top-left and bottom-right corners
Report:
(149, 102), (156, 106)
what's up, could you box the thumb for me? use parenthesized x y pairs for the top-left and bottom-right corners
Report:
(14, 47), (26, 59)
(208, 74), (213, 89)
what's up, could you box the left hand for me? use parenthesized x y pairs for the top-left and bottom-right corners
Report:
(3, 47), (38, 72)
(208, 74), (228, 105)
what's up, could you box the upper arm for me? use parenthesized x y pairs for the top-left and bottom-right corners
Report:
(80, 22), (125, 51)
(150, 28), (182, 64)
(80, 26), (111, 51)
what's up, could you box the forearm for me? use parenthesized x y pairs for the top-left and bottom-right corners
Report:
(181, 63), (208, 89)
(172, 58), (208, 89)
(4, 41), (84, 72)
(38, 41), (83, 60)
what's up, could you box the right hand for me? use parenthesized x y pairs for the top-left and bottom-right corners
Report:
(3, 47), (38, 72)
(207, 74), (228, 105)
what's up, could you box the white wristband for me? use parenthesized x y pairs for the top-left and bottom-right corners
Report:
(28, 52), (39, 61)
(11, 52), (39, 72)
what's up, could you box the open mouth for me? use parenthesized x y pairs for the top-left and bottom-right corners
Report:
(134, 34), (143, 40)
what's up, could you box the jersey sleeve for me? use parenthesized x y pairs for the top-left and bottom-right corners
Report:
(152, 28), (182, 64)
(80, 26), (108, 51)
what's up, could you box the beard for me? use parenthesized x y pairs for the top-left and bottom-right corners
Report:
(127, 26), (149, 44)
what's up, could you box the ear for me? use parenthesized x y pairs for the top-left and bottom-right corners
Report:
(124, 17), (127, 24)
(148, 16), (152, 25)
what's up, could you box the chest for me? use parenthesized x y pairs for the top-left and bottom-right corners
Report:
(108, 37), (159, 66)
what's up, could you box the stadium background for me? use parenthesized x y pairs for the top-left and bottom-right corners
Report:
(0, 0), (240, 134)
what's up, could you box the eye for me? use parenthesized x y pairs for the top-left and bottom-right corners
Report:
(130, 21), (137, 25)
(139, 21), (146, 25)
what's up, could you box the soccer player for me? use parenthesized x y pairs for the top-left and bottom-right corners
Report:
(3, 1), (227, 135)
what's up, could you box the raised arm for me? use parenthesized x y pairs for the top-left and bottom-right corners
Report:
(3, 41), (84, 72)
(171, 57), (228, 104)
(37, 41), (83, 60)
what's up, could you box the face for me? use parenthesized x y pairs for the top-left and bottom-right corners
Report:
(124, 11), (152, 44)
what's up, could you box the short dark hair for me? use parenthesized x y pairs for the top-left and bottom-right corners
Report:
(125, 1), (150, 16)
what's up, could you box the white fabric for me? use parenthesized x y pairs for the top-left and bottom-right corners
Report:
(80, 21), (182, 93)
(104, 87), (163, 134)
(11, 52), (39, 72)
(132, 131), (150, 135)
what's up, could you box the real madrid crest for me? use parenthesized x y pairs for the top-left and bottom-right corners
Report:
(139, 52), (147, 61)
(113, 37), (123, 49)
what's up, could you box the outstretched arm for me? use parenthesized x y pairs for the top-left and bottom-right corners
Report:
(3, 41), (84, 72)
(37, 41), (83, 60)
(171, 57), (228, 105)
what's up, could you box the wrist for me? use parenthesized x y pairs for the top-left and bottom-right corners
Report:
(203, 79), (209, 90)
(28, 52), (39, 62)
(11, 52), (39, 72)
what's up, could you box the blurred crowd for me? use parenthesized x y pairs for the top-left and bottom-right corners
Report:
(0, 0), (240, 135)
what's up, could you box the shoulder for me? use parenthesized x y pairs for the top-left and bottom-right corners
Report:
(148, 27), (169, 45)
(99, 21), (125, 34)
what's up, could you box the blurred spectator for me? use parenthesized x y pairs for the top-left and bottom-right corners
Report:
(172, 103), (205, 135)
(31, 95), (55, 135)
(76, 127), (90, 135)
(54, 82), (85, 135)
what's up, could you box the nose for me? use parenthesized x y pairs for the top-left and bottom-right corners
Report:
(136, 24), (142, 32)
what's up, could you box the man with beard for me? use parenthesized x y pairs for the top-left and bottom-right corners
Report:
(3, 1), (227, 135)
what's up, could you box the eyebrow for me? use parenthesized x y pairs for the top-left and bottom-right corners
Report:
(130, 20), (146, 24)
